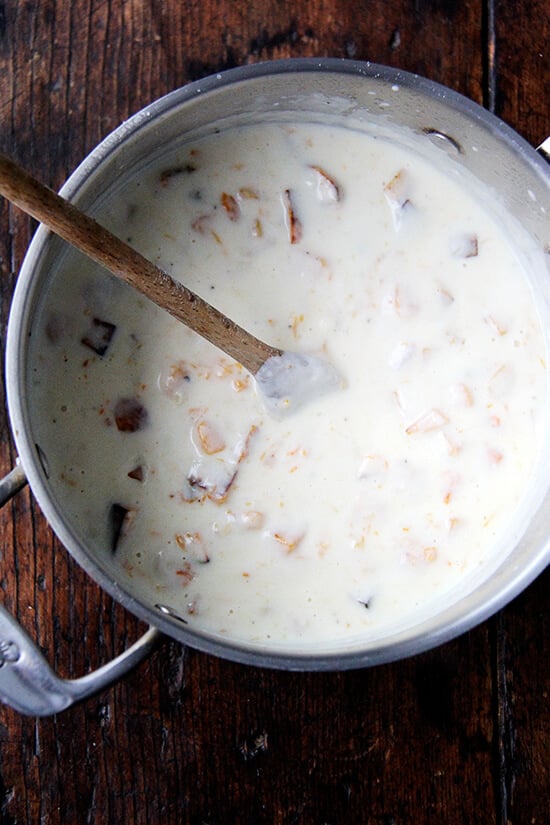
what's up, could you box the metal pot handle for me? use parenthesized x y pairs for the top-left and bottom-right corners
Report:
(538, 137), (550, 162)
(0, 462), (162, 716)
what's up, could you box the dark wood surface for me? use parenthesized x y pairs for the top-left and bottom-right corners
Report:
(0, 1), (548, 822)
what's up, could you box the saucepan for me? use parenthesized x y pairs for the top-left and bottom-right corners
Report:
(1, 58), (549, 715)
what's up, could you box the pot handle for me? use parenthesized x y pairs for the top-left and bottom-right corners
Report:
(538, 137), (550, 162)
(0, 462), (163, 716)
(0, 462), (28, 505)
(0, 608), (161, 716)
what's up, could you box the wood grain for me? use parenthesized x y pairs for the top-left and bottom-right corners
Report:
(0, 1), (548, 823)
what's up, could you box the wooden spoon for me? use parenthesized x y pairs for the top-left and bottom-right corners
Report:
(0, 152), (340, 417)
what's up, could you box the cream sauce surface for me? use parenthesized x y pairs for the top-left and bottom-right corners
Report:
(29, 122), (549, 651)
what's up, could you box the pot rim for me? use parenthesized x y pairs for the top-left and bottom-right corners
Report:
(5, 57), (550, 671)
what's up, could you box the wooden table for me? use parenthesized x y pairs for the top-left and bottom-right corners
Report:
(0, 2), (548, 822)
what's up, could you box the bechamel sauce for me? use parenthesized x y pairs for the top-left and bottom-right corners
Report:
(28, 121), (548, 652)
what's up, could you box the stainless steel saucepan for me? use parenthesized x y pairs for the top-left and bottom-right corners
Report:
(1, 59), (549, 715)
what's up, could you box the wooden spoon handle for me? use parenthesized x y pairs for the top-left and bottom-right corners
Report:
(0, 152), (281, 375)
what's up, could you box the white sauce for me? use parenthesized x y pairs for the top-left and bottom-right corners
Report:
(28, 122), (549, 653)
